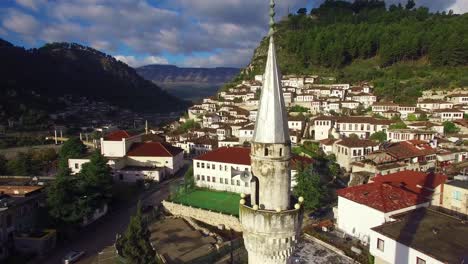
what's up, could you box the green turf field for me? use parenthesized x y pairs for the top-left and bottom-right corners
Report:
(172, 189), (240, 216)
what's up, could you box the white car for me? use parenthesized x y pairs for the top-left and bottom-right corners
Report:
(63, 250), (85, 264)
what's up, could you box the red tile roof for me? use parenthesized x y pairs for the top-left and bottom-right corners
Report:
(195, 147), (251, 165)
(337, 170), (447, 213)
(104, 130), (133, 141)
(127, 142), (183, 157)
(194, 147), (314, 167)
(384, 141), (436, 159)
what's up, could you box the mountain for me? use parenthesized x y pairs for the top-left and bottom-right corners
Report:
(0, 39), (188, 128)
(137, 64), (239, 102)
(236, 0), (468, 104)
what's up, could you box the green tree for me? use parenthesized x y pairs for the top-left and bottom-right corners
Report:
(370, 131), (387, 143)
(406, 114), (418, 121)
(183, 165), (194, 192)
(389, 121), (408, 129)
(7, 152), (39, 176)
(0, 155), (7, 174)
(47, 168), (88, 224)
(117, 201), (156, 264)
(293, 166), (325, 211)
(178, 119), (200, 133)
(443, 121), (460, 134)
(405, 0), (416, 10)
(58, 137), (86, 169)
(80, 151), (113, 208)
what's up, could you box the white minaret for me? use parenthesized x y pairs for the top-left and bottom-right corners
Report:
(239, 1), (303, 263)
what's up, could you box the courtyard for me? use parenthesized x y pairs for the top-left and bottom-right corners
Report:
(171, 188), (240, 216)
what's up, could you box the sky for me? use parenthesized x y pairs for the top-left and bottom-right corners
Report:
(0, 0), (467, 68)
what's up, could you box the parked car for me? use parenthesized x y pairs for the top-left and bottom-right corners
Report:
(63, 250), (85, 264)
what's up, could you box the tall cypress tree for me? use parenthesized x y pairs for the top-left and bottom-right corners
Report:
(117, 201), (157, 264)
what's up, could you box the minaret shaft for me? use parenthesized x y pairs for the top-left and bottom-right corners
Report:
(240, 1), (302, 264)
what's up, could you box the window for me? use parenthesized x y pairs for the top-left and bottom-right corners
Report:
(231, 179), (235, 185)
(202, 175), (205, 181)
(264, 148), (269, 156)
(280, 148), (283, 156)
(207, 163), (210, 169)
(201, 163), (205, 168)
(196, 175), (200, 180)
(75, 163), (79, 169)
(377, 238), (385, 252)
(207, 176), (210, 182)
(225, 178), (228, 184)
(212, 164), (215, 170)
(212, 177), (216, 183)
(197, 162), (200, 168)
(453, 190), (462, 201)
(416, 257), (426, 264)
(237, 180), (240, 186)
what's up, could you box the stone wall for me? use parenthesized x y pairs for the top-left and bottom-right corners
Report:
(162, 201), (242, 232)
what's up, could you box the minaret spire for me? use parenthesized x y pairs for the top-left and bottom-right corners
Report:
(239, 2), (303, 263)
(253, 0), (289, 144)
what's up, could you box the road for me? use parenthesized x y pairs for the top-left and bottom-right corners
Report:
(35, 163), (189, 264)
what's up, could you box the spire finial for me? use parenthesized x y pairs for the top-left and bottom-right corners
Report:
(268, 0), (276, 37)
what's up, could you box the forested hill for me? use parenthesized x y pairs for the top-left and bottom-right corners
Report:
(240, 0), (468, 104)
(0, 40), (189, 124)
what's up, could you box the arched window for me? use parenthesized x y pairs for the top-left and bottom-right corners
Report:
(264, 148), (269, 156)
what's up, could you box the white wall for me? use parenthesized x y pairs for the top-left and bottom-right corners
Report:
(101, 140), (126, 157)
(370, 229), (444, 264)
(68, 158), (91, 174)
(193, 159), (251, 194)
(337, 197), (386, 243)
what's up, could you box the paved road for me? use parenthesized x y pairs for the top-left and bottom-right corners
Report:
(36, 163), (188, 264)
(292, 239), (356, 264)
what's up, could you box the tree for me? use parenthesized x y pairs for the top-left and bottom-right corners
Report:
(443, 121), (460, 134)
(47, 168), (88, 224)
(7, 152), (39, 176)
(389, 121), (408, 129)
(370, 131), (387, 143)
(183, 165), (194, 192)
(117, 201), (156, 264)
(58, 137), (86, 169)
(406, 114), (418, 121)
(297, 8), (307, 15)
(0, 155), (7, 174)
(405, 0), (416, 10)
(293, 166), (325, 211)
(80, 151), (113, 208)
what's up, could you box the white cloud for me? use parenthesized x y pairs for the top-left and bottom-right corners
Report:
(181, 48), (252, 68)
(2, 9), (40, 35)
(114, 55), (169, 67)
(448, 0), (468, 14)
(15, 0), (46, 11)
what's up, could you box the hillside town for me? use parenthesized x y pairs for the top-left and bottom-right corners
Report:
(1, 1), (468, 264)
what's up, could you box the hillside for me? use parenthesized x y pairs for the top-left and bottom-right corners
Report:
(0, 39), (189, 128)
(238, 0), (468, 103)
(137, 65), (239, 102)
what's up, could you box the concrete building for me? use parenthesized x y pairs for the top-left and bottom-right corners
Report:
(239, 4), (302, 263)
(336, 171), (446, 244)
(441, 180), (468, 216)
(370, 208), (468, 264)
(386, 129), (436, 143)
(333, 138), (380, 172)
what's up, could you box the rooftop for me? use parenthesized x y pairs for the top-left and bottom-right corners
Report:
(336, 138), (379, 148)
(338, 171), (446, 213)
(0, 185), (44, 197)
(445, 179), (468, 189)
(372, 208), (468, 264)
(126, 142), (183, 157)
(104, 130), (134, 141)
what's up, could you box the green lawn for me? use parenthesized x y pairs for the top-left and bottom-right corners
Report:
(172, 189), (240, 216)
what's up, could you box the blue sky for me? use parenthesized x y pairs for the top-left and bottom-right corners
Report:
(0, 0), (466, 68)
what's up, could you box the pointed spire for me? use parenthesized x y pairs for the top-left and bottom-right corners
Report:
(252, 0), (289, 144)
(268, 0), (276, 37)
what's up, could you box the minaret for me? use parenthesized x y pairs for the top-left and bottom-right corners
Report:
(239, 1), (303, 263)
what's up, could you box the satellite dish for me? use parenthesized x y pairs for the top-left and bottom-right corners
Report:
(231, 167), (252, 182)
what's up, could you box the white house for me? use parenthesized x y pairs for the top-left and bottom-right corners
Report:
(193, 147), (313, 194)
(370, 208), (467, 264)
(430, 109), (464, 121)
(336, 171), (446, 243)
(333, 138), (380, 171)
(386, 129), (436, 143)
(100, 130), (141, 158)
